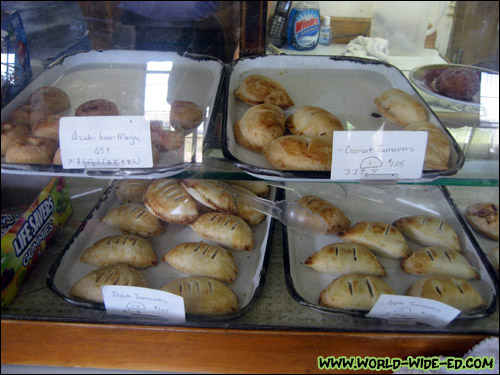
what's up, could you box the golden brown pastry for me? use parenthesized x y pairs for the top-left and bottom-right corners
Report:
(404, 121), (450, 171)
(5, 136), (58, 164)
(234, 74), (294, 108)
(489, 246), (499, 272)
(401, 247), (479, 280)
(234, 103), (285, 152)
(150, 120), (184, 150)
(295, 195), (351, 234)
(80, 235), (158, 269)
(70, 264), (149, 303)
(338, 221), (411, 259)
(190, 212), (255, 251)
(1, 123), (31, 156)
(405, 276), (486, 313)
(319, 274), (395, 311)
(262, 135), (332, 171)
(227, 180), (270, 197)
(169, 100), (203, 130)
(75, 99), (119, 116)
(7, 104), (51, 128)
(114, 179), (152, 203)
(181, 179), (237, 213)
(163, 242), (237, 283)
(102, 203), (165, 237)
(26, 86), (70, 114)
(159, 276), (239, 316)
(305, 243), (386, 276)
(465, 203), (499, 241)
(227, 184), (266, 226)
(392, 215), (462, 253)
(53, 148), (62, 165)
(373, 88), (427, 127)
(31, 113), (64, 143)
(286, 106), (344, 138)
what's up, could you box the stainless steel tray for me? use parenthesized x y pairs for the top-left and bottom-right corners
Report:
(222, 55), (465, 182)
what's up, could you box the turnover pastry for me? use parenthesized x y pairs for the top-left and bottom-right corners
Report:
(401, 247), (479, 280)
(114, 179), (151, 203)
(286, 106), (344, 138)
(102, 203), (165, 237)
(163, 242), (237, 283)
(489, 247), (499, 272)
(295, 195), (351, 234)
(405, 275), (486, 313)
(319, 274), (395, 311)
(1, 123), (30, 156)
(181, 179), (237, 213)
(80, 234), (158, 269)
(226, 184), (266, 226)
(160, 276), (239, 316)
(31, 113), (64, 143)
(190, 212), (255, 251)
(227, 180), (270, 198)
(234, 104), (285, 152)
(305, 243), (386, 277)
(5, 136), (58, 164)
(234, 74), (294, 108)
(70, 264), (149, 303)
(339, 221), (411, 259)
(404, 121), (450, 171)
(170, 100), (203, 130)
(373, 88), (427, 127)
(465, 203), (499, 241)
(392, 215), (462, 252)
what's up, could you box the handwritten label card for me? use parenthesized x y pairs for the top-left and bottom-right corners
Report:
(59, 116), (153, 169)
(366, 294), (460, 328)
(102, 285), (186, 322)
(331, 131), (428, 180)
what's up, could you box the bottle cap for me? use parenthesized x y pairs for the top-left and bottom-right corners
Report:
(322, 16), (331, 26)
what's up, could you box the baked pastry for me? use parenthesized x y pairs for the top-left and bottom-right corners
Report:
(392, 215), (462, 252)
(234, 104), (285, 152)
(404, 121), (450, 171)
(286, 106), (344, 138)
(159, 276), (239, 316)
(114, 179), (151, 203)
(5, 136), (58, 164)
(227, 185), (266, 226)
(7, 104), (52, 128)
(338, 221), (411, 259)
(31, 113), (64, 143)
(190, 212), (255, 251)
(373, 88), (427, 127)
(70, 264), (149, 303)
(163, 242), (237, 283)
(319, 274), (395, 311)
(234, 74), (294, 108)
(405, 276), (486, 313)
(181, 179), (237, 213)
(26, 86), (70, 113)
(75, 99), (119, 116)
(150, 120), (184, 150)
(465, 203), (499, 241)
(434, 68), (480, 101)
(169, 100), (203, 130)
(262, 135), (332, 171)
(143, 179), (199, 224)
(295, 195), (351, 234)
(227, 180), (270, 198)
(102, 203), (165, 237)
(80, 234), (158, 269)
(1, 123), (30, 156)
(305, 243), (386, 276)
(401, 247), (479, 280)
(489, 247), (499, 272)
(53, 148), (62, 164)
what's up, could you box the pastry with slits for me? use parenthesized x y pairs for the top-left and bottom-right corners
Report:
(392, 215), (462, 252)
(305, 243), (386, 277)
(102, 203), (164, 237)
(338, 221), (411, 259)
(181, 179), (237, 214)
(465, 203), (499, 241)
(190, 212), (255, 251)
(160, 276), (239, 316)
(295, 195), (351, 234)
(163, 242), (237, 283)
(405, 275), (486, 313)
(70, 264), (149, 303)
(80, 235), (158, 269)
(401, 247), (479, 280)
(143, 179), (199, 224)
(319, 274), (395, 311)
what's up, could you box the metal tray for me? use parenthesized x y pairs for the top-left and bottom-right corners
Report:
(47, 180), (276, 321)
(222, 55), (465, 182)
(282, 183), (498, 320)
(1, 50), (225, 179)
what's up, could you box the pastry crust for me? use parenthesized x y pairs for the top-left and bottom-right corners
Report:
(295, 195), (351, 234)
(8, 104), (52, 128)
(75, 99), (119, 116)
(163, 242), (237, 283)
(465, 203), (499, 241)
(262, 135), (332, 171)
(5, 136), (58, 164)
(26, 86), (70, 114)
(401, 247), (479, 280)
(170, 100), (203, 130)
(319, 274), (395, 311)
(286, 106), (344, 138)
(305, 243), (386, 276)
(227, 185), (266, 226)
(102, 203), (165, 237)
(114, 179), (152, 203)
(392, 215), (462, 253)
(227, 180), (270, 197)
(160, 276), (239, 316)
(181, 179), (237, 213)
(1, 123), (30, 156)
(404, 121), (450, 171)
(234, 74), (294, 108)
(489, 246), (499, 272)
(31, 113), (64, 143)
(339, 221), (411, 259)
(405, 275), (486, 313)
(234, 104), (285, 152)
(374, 88), (427, 127)
(80, 234), (158, 269)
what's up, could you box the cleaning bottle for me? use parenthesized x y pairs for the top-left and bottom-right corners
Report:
(286, 1), (320, 51)
(318, 16), (332, 46)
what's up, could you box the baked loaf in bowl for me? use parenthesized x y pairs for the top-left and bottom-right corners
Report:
(235, 74), (294, 108)
(434, 68), (480, 101)
(286, 105), (343, 138)
(374, 88), (427, 127)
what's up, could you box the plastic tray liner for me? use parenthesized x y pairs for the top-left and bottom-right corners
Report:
(282, 183), (498, 319)
(222, 55), (465, 182)
(1, 50), (225, 179)
(47, 181), (276, 321)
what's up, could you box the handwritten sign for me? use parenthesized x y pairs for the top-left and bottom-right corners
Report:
(366, 294), (460, 328)
(331, 131), (428, 180)
(102, 285), (186, 322)
(59, 116), (153, 169)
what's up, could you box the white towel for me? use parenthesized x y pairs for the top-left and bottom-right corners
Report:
(344, 36), (389, 62)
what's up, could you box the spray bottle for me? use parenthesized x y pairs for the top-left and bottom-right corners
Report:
(286, 1), (320, 51)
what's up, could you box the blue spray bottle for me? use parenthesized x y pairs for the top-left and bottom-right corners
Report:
(286, 1), (320, 51)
